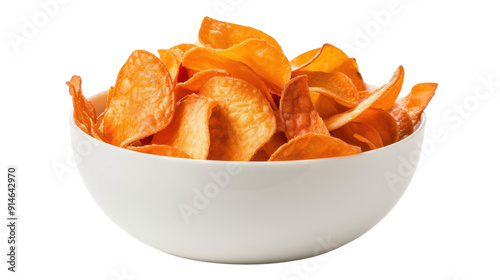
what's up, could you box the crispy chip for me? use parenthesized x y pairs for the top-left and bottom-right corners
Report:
(175, 69), (230, 102)
(331, 122), (384, 151)
(67, 75), (97, 136)
(217, 38), (291, 92)
(103, 50), (175, 147)
(280, 76), (329, 140)
(251, 148), (270, 161)
(151, 95), (216, 160)
(199, 77), (275, 161)
(388, 104), (414, 139)
(353, 108), (399, 145)
(269, 133), (361, 161)
(395, 83), (437, 124)
(324, 66), (404, 131)
(169, 43), (196, 55)
(158, 48), (183, 84)
(291, 44), (366, 91)
(182, 46), (276, 110)
(198, 16), (283, 52)
(298, 71), (359, 107)
(263, 131), (287, 156)
(310, 90), (339, 119)
(127, 144), (190, 158)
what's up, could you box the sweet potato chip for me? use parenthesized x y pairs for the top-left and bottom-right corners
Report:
(199, 77), (275, 161)
(395, 83), (437, 124)
(291, 44), (366, 91)
(174, 69), (229, 102)
(388, 104), (414, 139)
(353, 108), (399, 145)
(67, 75), (97, 136)
(251, 148), (270, 161)
(331, 122), (383, 152)
(169, 43), (196, 55)
(310, 90), (339, 119)
(217, 38), (291, 92)
(158, 48), (183, 84)
(280, 75), (329, 140)
(103, 50), (175, 147)
(324, 66), (403, 131)
(127, 144), (190, 158)
(182, 47), (276, 109)
(263, 131), (287, 156)
(298, 71), (359, 107)
(198, 16), (283, 52)
(151, 95), (216, 160)
(269, 133), (361, 161)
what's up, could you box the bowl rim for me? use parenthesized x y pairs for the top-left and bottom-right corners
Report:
(69, 90), (426, 166)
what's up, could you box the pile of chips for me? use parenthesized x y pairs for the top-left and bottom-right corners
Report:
(67, 17), (437, 161)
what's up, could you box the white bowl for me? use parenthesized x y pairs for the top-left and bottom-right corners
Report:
(70, 89), (425, 264)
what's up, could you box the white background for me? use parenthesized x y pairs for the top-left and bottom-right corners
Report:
(1, 0), (499, 279)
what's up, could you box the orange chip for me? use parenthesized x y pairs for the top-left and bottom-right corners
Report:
(217, 38), (291, 92)
(280, 75), (329, 140)
(251, 148), (270, 161)
(169, 43), (196, 55)
(291, 44), (366, 91)
(67, 75), (97, 136)
(103, 50), (175, 147)
(198, 16), (283, 52)
(182, 46), (276, 110)
(353, 108), (399, 145)
(324, 66), (404, 131)
(310, 90), (340, 120)
(388, 104), (414, 139)
(199, 77), (275, 161)
(174, 69), (230, 102)
(395, 83), (437, 125)
(158, 48), (183, 84)
(263, 131), (287, 156)
(127, 144), (190, 158)
(331, 122), (384, 151)
(298, 71), (359, 107)
(151, 95), (216, 160)
(269, 133), (361, 161)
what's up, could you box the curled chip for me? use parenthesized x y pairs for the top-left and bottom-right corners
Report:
(388, 104), (414, 139)
(299, 71), (359, 107)
(103, 50), (175, 147)
(152, 95), (216, 160)
(324, 66), (404, 131)
(174, 69), (229, 102)
(217, 38), (291, 92)
(310, 90), (339, 119)
(67, 75), (97, 136)
(67, 17), (437, 161)
(198, 16), (283, 52)
(158, 48), (183, 84)
(353, 108), (399, 145)
(331, 122), (383, 152)
(127, 144), (190, 158)
(280, 75), (329, 140)
(263, 131), (287, 156)
(291, 44), (366, 91)
(395, 83), (438, 124)
(182, 47), (276, 109)
(269, 133), (361, 161)
(199, 76), (276, 161)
